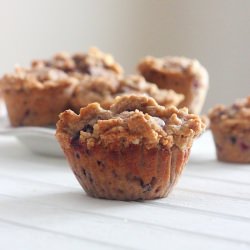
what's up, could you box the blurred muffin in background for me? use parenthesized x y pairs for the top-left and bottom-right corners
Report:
(137, 56), (209, 114)
(209, 96), (250, 163)
(0, 90), (6, 117)
(32, 47), (123, 80)
(69, 74), (184, 112)
(0, 66), (77, 126)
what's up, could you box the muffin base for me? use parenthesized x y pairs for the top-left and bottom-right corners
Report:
(2, 85), (74, 126)
(140, 69), (208, 114)
(211, 128), (250, 163)
(59, 138), (190, 200)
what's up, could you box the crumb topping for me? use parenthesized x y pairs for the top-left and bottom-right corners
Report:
(0, 66), (77, 90)
(70, 76), (119, 109)
(208, 96), (250, 131)
(138, 56), (209, 86)
(118, 75), (184, 106)
(70, 75), (184, 109)
(32, 47), (123, 78)
(57, 95), (205, 151)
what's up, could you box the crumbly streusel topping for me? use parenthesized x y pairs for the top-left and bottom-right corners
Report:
(118, 75), (184, 106)
(208, 96), (250, 131)
(57, 95), (205, 150)
(70, 75), (119, 109)
(32, 47), (123, 78)
(138, 56), (209, 86)
(0, 66), (77, 90)
(71, 75), (184, 109)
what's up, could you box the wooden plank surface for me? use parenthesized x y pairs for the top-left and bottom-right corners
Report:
(0, 133), (250, 250)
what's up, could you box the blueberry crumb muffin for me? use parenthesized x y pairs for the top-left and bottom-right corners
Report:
(32, 47), (123, 79)
(137, 56), (209, 114)
(69, 75), (119, 111)
(0, 91), (4, 116)
(209, 96), (250, 163)
(70, 74), (184, 111)
(56, 95), (205, 200)
(0, 66), (77, 126)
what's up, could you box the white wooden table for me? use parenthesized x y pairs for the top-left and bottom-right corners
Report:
(0, 132), (250, 250)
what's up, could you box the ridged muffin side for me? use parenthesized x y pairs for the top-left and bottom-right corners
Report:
(137, 56), (209, 114)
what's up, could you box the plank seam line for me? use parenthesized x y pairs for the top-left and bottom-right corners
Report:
(0, 193), (250, 245)
(0, 217), (135, 250)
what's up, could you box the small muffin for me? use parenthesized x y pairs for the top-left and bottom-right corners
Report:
(32, 47), (123, 79)
(209, 96), (250, 163)
(69, 75), (119, 111)
(70, 74), (184, 111)
(137, 56), (209, 114)
(0, 91), (5, 117)
(0, 66), (77, 126)
(56, 95), (205, 200)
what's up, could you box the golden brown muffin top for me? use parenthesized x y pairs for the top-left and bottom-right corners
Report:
(137, 56), (209, 86)
(119, 75), (184, 106)
(0, 66), (77, 90)
(32, 47), (123, 78)
(208, 96), (250, 131)
(57, 95), (205, 151)
(70, 74), (184, 110)
(70, 75), (119, 110)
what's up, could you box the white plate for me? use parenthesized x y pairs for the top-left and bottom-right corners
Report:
(0, 114), (64, 157)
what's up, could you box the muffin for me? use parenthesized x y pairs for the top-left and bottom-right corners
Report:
(56, 95), (205, 200)
(69, 75), (119, 111)
(137, 56), (209, 114)
(70, 74), (184, 111)
(0, 66), (77, 126)
(209, 96), (250, 163)
(32, 47), (123, 79)
(0, 91), (5, 116)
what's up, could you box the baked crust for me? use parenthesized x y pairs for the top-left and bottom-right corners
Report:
(0, 67), (77, 126)
(56, 95), (205, 200)
(69, 75), (119, 111)
(208, 96), (250, 163)
(209, 96), (250, 131)
(32, 47), (123, 79)
(70, 74), (184, 112)
(61, 142), (190, 200)
(137, 56), (209, 114)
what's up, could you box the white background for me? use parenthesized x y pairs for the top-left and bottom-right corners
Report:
(0, 0), (249, 112)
